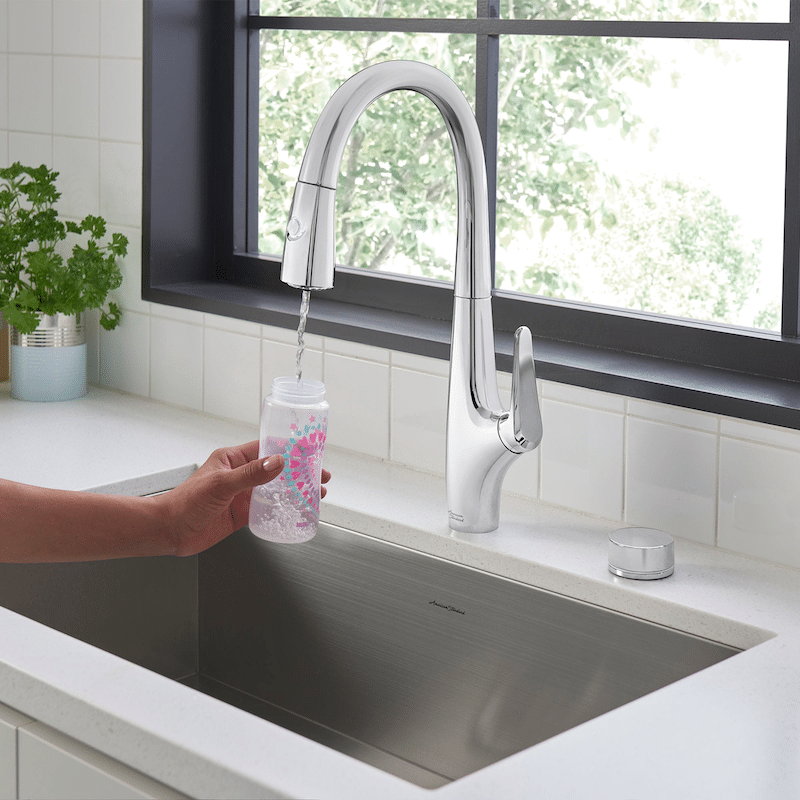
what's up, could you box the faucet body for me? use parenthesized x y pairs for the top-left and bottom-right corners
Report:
(282, 61), (542, 533)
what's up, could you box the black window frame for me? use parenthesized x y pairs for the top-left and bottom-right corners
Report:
(143, 0), (800, 429)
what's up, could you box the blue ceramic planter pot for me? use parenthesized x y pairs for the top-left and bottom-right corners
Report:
(10, 312), (87, 402)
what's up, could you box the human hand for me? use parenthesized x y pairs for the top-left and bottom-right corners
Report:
(163, 441), (331, 557)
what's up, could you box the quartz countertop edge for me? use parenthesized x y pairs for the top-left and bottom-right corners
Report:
(1, 385), (800, 799)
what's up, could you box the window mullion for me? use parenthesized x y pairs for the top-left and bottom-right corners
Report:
(246, 0), (260, 253)
(781, 1), (800, 337)
(476, 0), (500, 283)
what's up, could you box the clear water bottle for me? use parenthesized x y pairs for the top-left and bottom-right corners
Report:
(249, 377), (329, 543)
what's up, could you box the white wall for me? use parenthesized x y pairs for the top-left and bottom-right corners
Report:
(2, 0), (800, 571)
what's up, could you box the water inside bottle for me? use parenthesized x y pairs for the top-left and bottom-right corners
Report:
(249, 484), (317, 543)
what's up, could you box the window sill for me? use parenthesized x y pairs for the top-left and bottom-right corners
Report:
(146, 280), (800, 432)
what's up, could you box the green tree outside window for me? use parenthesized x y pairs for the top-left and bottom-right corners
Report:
(257, 0), (776, 329)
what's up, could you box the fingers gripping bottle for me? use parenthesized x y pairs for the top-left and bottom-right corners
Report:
(249, 377), (329, 543)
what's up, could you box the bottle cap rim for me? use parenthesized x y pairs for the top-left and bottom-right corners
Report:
(271, 376), (326, 404)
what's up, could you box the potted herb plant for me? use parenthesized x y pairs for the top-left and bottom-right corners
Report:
(0, 162), (128, 401)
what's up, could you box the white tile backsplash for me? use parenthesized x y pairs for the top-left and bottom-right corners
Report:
(540, 398), (624, 519)
(110, 223), (148, 314)
(53, 56), (99, 138)
(204, 313), (261, 338)
(390, 350), (449, 377)
(8, 54), (51, 132)
(262, 339), (323, 398)
(628, 398), (719, 433)
(0, 56), (7, 129)
(324, 337), (390, 364)
(150, 316), (203, 411)
(53, 135), (100, 217)
(9, 130), (50, 165)
(99, 57), (140, 142)
(99, 140), (140, 226)
(151, 304), (203, 325)
(9, 0), (51, 54)
(100, 0), (141, 59)
(53, 0), (100, 56)
(0, 1), (8, 53)
(502, 444), (540, 501)
(324, 353), (389, 460)
(719, 437), (800, 569)
(262, 322), (323, 351)
(99, 309), (149, 396)
(625, 417), (717, 545)
(4, 0), (800, 575)
(390, 367), (447, 475)
(720, 416), (800, 452)
(541, 381), (626, 413)
(85, 308), (100, 385)
(203, 328), (261, 424)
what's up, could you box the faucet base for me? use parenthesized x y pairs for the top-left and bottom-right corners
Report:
(446, 446), (519, 534)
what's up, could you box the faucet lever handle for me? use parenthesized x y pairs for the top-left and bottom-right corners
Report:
(501, 326), (543, 453)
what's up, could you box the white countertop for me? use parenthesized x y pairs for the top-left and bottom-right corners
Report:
(1, 384), (800, 799)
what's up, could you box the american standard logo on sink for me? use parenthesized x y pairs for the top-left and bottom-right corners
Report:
(429, 599), (466, 615)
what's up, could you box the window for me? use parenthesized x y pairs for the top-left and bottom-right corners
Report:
(143, 0), (800, 428)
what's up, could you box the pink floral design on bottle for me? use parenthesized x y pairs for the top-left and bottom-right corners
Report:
(249, 377), (329, 543)
(278, 415), (328, 518)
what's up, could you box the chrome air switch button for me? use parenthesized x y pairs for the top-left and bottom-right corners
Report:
(609, 527), (675, 580)
(286, 217), (306, 241)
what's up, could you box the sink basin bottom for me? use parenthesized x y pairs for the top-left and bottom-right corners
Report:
(0, 523), (740, 788)
(178, 673), (451, 788)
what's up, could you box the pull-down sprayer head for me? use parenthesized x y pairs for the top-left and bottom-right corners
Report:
(281, 181), (337, 290)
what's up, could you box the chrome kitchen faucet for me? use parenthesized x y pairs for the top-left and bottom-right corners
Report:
(280, 60), (543, 532)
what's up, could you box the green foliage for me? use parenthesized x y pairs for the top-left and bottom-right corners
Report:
(0, 163), (127, 334)
(494, 33), (658, 254)
(257, 20), (677, 275)
(499, 175), (762, 326)
(257, 0), (765, 327)
(258, 26), (472, 276)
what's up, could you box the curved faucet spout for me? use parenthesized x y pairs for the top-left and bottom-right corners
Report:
(280, 61), (542, 532)
(281, 60), (490, 300)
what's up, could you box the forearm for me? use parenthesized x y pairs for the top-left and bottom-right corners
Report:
(0, 479), (176, 563)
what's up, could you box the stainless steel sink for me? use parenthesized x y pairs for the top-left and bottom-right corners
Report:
(0, 522), (740, 788)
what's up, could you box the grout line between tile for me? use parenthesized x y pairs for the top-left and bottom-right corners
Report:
(536, 420), (542, 500)
(719, 429), (800, 456)
(146, 313), (152, 401)
(386, 351), (393, 463)
(621, 398), (628, 523)
(625, 409), (719, 435)
(145, 311), (150, 400)
(95, 31), (102, 149)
